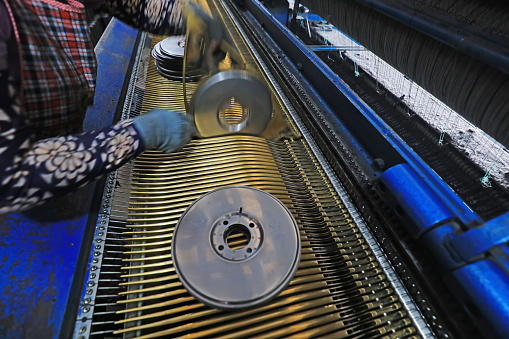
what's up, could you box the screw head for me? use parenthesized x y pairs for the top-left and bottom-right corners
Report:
(372, 158), (385, 171)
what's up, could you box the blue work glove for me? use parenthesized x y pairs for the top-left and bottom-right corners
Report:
(132, 108), (196, 153)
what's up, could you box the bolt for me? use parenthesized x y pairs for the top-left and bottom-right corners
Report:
(92, 258), (99, 264)
(86, 289), (93, 295)
(372, 158), (385, 171)
(83, 306), (90, 313)
(87, 282), (95, 287)
(84, 298), (91, 304)
(91, 266), (98, 271)
(79, 326), (87, 334)
(90, 273), (96, 279)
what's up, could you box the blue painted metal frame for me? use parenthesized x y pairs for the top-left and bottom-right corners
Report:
(446, 212), (509, 263)
(243, 0), (508, 336)
(0, 189), (96, 339)
(84, 19), (140, 131)
(0, 19), (139, 339)
(245, 0), (481, 228)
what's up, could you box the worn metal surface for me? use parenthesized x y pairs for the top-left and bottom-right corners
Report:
(83, 19), (139, 132)
(0, 184), (96, 339)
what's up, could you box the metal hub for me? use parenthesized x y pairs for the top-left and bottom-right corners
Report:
(191, 70), (272, 137)
(211, 212), (263, 261)
(160, 35), (186, 57)
(172, 186), (300, 310)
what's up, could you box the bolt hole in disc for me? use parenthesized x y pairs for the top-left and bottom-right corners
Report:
(191, 70), (272, 137)
(172, 186), (300, 310)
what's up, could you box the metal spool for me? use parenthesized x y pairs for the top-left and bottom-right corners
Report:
(172, 186), (301, 310)
(153, 35), (204, 81)
(191, 70), (272, 137)
(159, 35), (186, 58)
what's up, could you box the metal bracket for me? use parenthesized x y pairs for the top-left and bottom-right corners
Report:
(446, 212), (509, 263)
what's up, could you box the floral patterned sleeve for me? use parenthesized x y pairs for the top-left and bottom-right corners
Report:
(0, 71), (145, 214)
(99, 0), (186, 36)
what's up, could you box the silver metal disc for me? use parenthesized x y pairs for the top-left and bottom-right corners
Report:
(172, 186), (301, 310)
(159, 35), (186, 58)
(191, 70), (272, 137)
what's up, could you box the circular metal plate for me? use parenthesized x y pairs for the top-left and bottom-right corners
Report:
(172, 186), (301, 310)
(191, 70), (272, 137)
(156, 66), (202, 82)
(159, 35), (186, 58)
(153, 36), (204, 82)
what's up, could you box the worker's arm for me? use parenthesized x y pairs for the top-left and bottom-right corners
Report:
(0, 70), (193, 214)
(98, 0), (186, 35)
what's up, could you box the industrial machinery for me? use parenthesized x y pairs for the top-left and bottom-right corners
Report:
(1, 0), (508, 338)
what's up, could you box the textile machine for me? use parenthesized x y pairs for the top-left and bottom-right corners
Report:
(1, 0), (509, 338)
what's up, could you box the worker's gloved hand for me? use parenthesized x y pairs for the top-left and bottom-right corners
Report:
(132, 108), (196, 153)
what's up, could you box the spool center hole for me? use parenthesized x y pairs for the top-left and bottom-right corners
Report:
(224, 224), (250, 250)
(218, 97), (249, 131)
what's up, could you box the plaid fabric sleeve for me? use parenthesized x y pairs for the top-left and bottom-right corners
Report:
(0, 71), (146, 214)
(99, 0), (185, 35)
